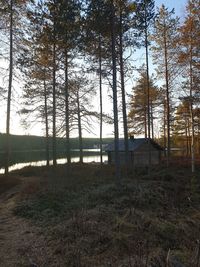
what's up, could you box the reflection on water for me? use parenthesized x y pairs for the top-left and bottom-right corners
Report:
(0, 155), (108, 174)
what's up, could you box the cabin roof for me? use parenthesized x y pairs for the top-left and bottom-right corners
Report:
(105, 138), (163, 152)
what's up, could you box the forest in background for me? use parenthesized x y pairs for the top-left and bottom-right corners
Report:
(0, 0), (199, 177)
(0, 133), (112, 167)
(0, 133), (112, 152)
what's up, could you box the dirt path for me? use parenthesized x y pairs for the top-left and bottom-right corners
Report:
(0, 177), (50, 267)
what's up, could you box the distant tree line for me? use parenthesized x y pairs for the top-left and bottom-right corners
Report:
(0, 133), (111, 153)
(0, 0), (199, 178)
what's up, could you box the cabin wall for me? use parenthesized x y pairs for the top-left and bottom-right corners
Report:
(108, 142), (161, 166)
(108, 152), (131, 164)
(133, 151), (160, 166)
(134, 142), (161, 166)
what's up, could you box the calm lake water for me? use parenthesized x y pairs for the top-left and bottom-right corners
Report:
(0, 150), (108, 174)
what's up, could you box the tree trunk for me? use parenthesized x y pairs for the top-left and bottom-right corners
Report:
(52, 38), (57, 167)
(144, 108), (147, 138)
(144, 5), (151, 171)
(188, 120), (191, 156)
(190, 104), (195, 172)
(111, 0), (120, 185)
(151, 101), (154, 139)
(189, 55), (195, 172)
(144, 85), (147, 139)
(198, 123), (200, 156)
(185, 121), (189, 157)
(119, 9), (129, 170)
(98, 34), (103, 165)
(164, 22), (170, 167)
(64, 50), (71, 164)
(163, 99), (167, 157)
(44, 76), (49, 167)
(5, 0), (13, 175)
(77, 92), (83, 163)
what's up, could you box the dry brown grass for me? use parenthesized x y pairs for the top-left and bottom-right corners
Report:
(0, 175), (21, 195)
(1, 163), (200, 266)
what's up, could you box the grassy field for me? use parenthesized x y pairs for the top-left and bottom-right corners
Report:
(1, 163), (200, 266)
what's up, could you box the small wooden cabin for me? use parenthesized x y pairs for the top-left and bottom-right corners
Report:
(106, 138), (163, 166)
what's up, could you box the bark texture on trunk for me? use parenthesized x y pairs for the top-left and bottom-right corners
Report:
(44, 76), (49, 167)
(144, 5), (151, 171)
(52, 41), (57, 167)
(119, 10), (129, 170)
(163, 22), (170, 167)
(190, 55), (195, 173)
(77, 92), (83, 163)
(5, 0), (13, 174)
(111, 0), (120, 185)
(64, 50), (71, 164)
(98, 34), (103, 165)
(151, 101), (154, 139)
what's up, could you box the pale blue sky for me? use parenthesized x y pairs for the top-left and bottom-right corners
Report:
(155, 0), (187, 18)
